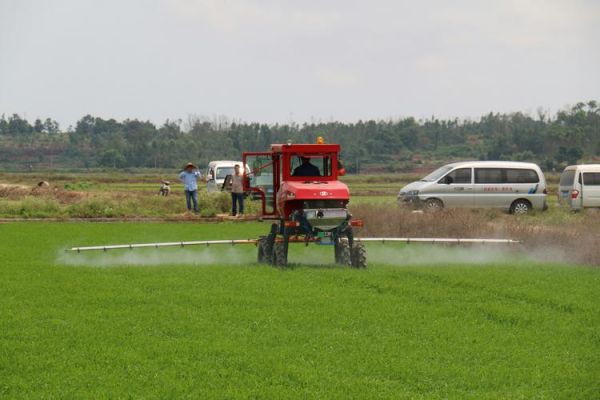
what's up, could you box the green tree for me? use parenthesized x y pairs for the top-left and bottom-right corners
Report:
(99, 149), (126, 168)
(34, 119), (44, 133)
(43, 118), (60, 134)
(0, 115), (7, 135)
(7, 114), (32, 135)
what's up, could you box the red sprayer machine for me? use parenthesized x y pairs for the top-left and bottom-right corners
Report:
(243, 137), (366, 267)
(67, 137), (520, 267)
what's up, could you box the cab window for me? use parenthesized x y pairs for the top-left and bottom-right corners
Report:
(290, 154), (332, 177)
(442, 168), (471, 184)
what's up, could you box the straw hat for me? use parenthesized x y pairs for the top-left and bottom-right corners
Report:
(184, 162), (197, 169)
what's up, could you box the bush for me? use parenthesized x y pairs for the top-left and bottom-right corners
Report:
(64, 181), (91, 191)
(0, 200), (25, 217)
(201, 192), (231, 213)
(67, 198), (123, 218)
(200, 207), (217, 217)
(197, 192), (261, 215)
(17, 197), (63, 218)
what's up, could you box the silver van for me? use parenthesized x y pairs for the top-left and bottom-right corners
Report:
(398, 161), (547, 214)
(558, 164), (600, 210)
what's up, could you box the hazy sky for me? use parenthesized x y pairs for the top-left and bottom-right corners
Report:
(1, 0), (599, 128)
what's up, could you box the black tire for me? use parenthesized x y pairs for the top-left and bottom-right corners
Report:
(257, 237), (273, 264)
(334, 238), (351, 265)
(257, 240), (264, 262)
(510, 199), (531, 215)
(351, 241), (367, 268)
(424, 198), (443, 212)
(273, 241), (288, 268)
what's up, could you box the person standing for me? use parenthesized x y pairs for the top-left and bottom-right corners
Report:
(230, 164), (244, 217)
(159, 180), (171, 196)
(179, 162), (201, 213)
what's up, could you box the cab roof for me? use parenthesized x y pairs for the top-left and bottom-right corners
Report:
(271, 143), (340, 153)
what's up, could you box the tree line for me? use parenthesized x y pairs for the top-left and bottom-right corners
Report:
(1, 100), (598, 172)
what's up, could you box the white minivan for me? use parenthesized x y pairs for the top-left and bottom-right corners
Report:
(205, 160), (246, 192)
(398, 161), (548, 214)
(558, 164), (600, 210)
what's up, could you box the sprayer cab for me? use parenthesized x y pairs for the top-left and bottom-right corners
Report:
(243, 138), (366, 268)
(244, 142), (348, 217)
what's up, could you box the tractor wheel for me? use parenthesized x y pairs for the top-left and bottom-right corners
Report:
(273, 241), (288, 268)
(257, 238), (265, 262)
(334, 238), (351, 265)
(257, 238), (273, 264)
(351, 241), (367, 268)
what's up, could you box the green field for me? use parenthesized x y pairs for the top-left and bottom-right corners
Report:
(1, 222), (599, 398)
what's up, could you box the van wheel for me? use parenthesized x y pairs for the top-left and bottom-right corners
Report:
(511, 199), (531, 215)
(424, 198), (443, 212)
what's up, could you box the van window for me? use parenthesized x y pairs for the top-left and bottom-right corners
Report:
(505, 169), (539, 183)
(583, 172), (600, 186)
(560, 170), (576, 186)
(475, 168), (540, 184)
(445, 168), (471, 184)
(422, 166), (453, 182)
(216, 167), (234, 179)
(475, 168), (503, 184)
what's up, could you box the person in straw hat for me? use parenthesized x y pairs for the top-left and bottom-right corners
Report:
(158, 180), (171, 196)
(178, 162), (202, 213)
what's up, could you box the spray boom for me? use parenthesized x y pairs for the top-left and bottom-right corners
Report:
(67, 237), (521, 253)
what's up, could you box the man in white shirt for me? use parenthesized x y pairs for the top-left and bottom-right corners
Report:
(230, 164), (244, 217)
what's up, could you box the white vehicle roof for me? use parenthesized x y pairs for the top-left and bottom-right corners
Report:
(563, 164), (600, 172)
(207, 160), (244, 168)
(443, 160), (542, 170)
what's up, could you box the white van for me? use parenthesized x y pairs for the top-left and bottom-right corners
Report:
(398, 161), (548, 214)
(558, 164), (600, 210)
(205, 161), (247, 192)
